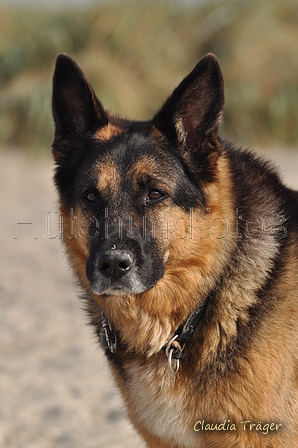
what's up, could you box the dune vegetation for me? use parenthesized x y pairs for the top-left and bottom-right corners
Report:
(0, 0), (298, 151)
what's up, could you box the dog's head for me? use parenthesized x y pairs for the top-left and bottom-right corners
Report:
(52, 53), (226, 304)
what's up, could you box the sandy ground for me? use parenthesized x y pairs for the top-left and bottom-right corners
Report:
(1, 146), (298, 448)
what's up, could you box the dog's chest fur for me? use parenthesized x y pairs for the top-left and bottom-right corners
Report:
(119, 356), (204, 448)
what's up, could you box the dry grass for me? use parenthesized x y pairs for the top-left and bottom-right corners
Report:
(0, 0), (298, 151)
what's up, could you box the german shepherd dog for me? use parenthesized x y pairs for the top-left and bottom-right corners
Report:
(52, 53), (298, 447)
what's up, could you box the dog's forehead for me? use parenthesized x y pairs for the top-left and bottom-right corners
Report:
(95, 150), (173, 193)
(96, 154), (121, 193)
(92, 130), (178, 192)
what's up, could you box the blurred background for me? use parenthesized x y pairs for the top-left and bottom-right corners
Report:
(1, 1), (298, 448)
(1, 0), (298, 151)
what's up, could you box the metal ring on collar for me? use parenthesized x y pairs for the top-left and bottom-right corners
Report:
(165, 335), (180, 374)
(165, 335), (179, 358)
(168, 348), (180, 375)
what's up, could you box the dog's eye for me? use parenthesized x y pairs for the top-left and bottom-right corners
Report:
(85, 192), (97, 203)
(147, 190), (164, 201)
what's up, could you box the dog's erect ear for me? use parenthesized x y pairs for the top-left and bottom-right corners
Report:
(152, 54), (224, 178)
(52, 53), (108, 139)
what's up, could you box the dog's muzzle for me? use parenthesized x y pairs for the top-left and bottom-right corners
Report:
(95, 249), (134, 282)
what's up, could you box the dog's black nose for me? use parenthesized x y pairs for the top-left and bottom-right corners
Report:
(95, 250), (133, 280)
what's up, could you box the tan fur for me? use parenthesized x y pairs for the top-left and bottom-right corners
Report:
(127, 156), (160, 180)
(96, 156), (121, 194)
(94, 123), (123, 141)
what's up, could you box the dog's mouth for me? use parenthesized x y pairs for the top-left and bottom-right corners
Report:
(89, 277), (159, 296)
(101, 287), (131, 297)
(87, 268), (162, 297)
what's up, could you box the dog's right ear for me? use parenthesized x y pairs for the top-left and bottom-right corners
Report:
(152, 54), (224, 184)
(52, 54), (108, 142)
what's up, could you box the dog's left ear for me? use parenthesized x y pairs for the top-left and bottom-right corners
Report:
(152, 54), (224, 181)
(52, 53), (108, 140)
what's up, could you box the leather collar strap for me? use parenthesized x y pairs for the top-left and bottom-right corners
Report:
(165, 295), (209, 361)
